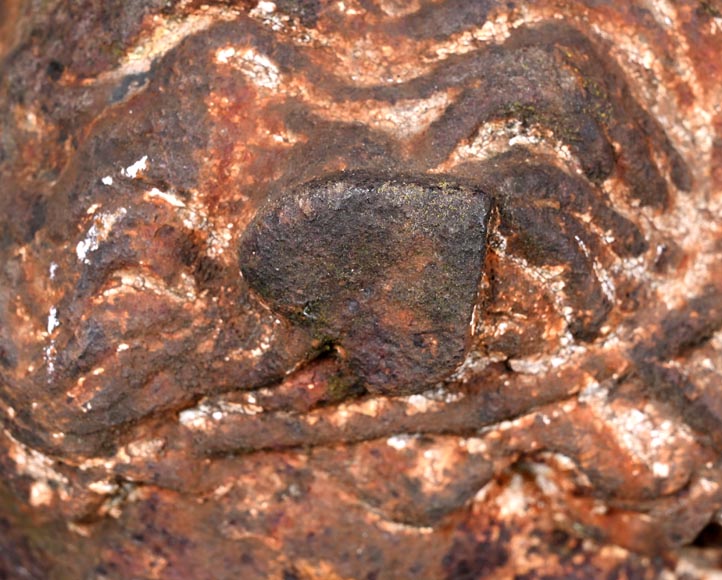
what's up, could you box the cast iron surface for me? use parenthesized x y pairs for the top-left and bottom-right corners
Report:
(1, 0), (722, 578)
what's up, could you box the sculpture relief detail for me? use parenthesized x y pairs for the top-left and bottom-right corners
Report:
(1, 0), (721, 577)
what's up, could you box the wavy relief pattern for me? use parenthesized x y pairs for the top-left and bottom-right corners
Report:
(1, 0), (721, 577)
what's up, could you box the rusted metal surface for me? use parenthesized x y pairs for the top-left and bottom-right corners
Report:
(1, 0), (722, 578)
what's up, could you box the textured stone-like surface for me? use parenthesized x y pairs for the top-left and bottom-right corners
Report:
(240, 173), (491, 395)
(1, 0), (722, 578)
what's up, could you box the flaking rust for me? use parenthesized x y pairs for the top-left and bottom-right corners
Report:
(1, 0), (722, 578)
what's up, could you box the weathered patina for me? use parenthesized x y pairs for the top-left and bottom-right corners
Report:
(1, 0), (722, 578)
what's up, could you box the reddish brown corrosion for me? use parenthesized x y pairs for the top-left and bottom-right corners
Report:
(1, 0), (722, 578)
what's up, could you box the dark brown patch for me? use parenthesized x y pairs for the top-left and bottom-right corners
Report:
(240, 171), (491, 394)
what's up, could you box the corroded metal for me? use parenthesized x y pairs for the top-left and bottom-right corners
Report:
(1, 0), (722, 578)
